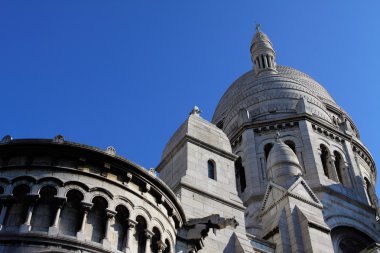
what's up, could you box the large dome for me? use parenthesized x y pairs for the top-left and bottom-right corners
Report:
(212, 66), (338, 136)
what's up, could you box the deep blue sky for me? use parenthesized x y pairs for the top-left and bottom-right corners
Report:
(1, 1), (379, 192)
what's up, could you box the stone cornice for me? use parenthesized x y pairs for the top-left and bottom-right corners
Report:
(177, 182), (246, 212)
(0, 139), (186, 225)
(157, 134), (238, 170)
(227, 114), (376, 176)
(0, 232), (114, 253)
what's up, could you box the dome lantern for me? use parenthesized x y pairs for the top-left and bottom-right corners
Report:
(250, 24), (277, 76)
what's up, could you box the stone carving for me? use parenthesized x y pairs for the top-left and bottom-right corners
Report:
(185, 214), (239, 240)
(105, 146), (116, 155)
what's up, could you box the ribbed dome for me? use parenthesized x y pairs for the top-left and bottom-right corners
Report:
(212, 65), (338, 136)
(267, 139), (302, 186)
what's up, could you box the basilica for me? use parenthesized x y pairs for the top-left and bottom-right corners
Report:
(0, 26), (378, 253)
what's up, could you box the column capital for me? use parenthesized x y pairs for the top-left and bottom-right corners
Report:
(157, 240), (167, 251)
(80, 201), (93, 212)
(0, 195), (14, 206)
(144, 229), (154, 239)
(26, 194), (40, 205)
(53, 197), (66, 207)
(127, 218), (138, 229)
(105, 209), (117, 218)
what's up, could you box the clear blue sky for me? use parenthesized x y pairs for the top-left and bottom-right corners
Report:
(1, 1), (379, 192)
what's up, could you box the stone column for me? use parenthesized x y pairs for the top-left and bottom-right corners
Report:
(76, 202), (93, 240)
(0, 195), (13, 230)
(48, 197), (66, 235)
(329, 155), (340, 182)
(157, 240), (167, 253)
(102, 209), (117, 248)
(125, 219), (137, 253)
(144, 229), (154, 253)
(20, 194), (39, 233)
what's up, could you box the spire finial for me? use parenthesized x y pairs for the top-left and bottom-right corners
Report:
(256, 23), (261, 33)
(190, 106), (201, 116)
(275, 131), (281, 142)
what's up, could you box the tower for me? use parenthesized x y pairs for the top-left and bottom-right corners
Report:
(211, 26), (380, 252)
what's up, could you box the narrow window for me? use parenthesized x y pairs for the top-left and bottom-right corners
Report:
(208, 160), (216, 180)
(59, 190), (83, 236)
(264, 143), (274, 160)
(151, 227), (161, 253)
(136, 216), (147, 253)
(114, 205), (129, 251)
(87, 196), (108, 243)
(285, 140), (296, 154)
(256, 57), (261, 69)
(5, 184), (30, 231)
(31, 186), (57, 232)
(163, 239), (171, 253)
(261, 55), (266, 68)
(235, 157), (246, 192)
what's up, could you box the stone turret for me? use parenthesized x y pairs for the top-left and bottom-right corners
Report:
(267, 133), (302, 187)
(250, 24), (277, 75)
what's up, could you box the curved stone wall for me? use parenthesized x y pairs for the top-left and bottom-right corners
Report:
(0, 139), (184, 253)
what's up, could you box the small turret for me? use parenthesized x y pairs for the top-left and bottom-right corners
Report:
(267, 132), (302, 187)
(250, 24), (277, 76)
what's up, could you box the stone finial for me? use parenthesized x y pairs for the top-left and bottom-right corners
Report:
(106, 146), (116, 155)
(256, 23), (261, 32)
(149, 168), (156, 177)
(275, 131), (281, 142)
(1, 135), (12, 143)
(53, 135), (64, 143)
(189, 106), (201, 116)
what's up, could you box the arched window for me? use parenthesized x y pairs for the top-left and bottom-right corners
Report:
(59, 189), (83, 236)
(264, 143), (274, 160)
(113, 205), (130, 251)
(135, 216), (147, 253)
(163, 239), (171, 253)
(208, 160), (216, 180)
(320, 145), (330, 178)
(151, 227), (161, 253)
(5, 184), (30, 231)
(31, 186), (57, 232)
(364, 178), (373, 206)
(284, 140), (296, 154)
(87, 196), (108, 243)
(235, 157), (246, 192)
(331, 226), (374, 253)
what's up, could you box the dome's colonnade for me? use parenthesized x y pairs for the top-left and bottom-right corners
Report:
(0, 138), (184, 253)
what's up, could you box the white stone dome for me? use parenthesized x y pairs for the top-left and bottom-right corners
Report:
(212, 65), (338, 136)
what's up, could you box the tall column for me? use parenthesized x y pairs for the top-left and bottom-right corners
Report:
(20, 194), (39, 233)
(0, 195), (13, 230)
(125, 219), (137, 253)
(144, 229), (154, 253)
(102, 209), (117, 248)
(76, 202), (93, 240)
(48, 197), (66, 235)
(157, 240), (167, 253)
(329, 155), (340, 182)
